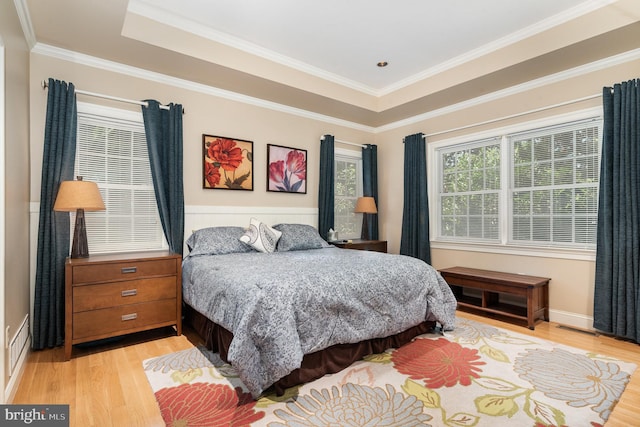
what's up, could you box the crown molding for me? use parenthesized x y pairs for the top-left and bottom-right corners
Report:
(376, 46), (640, 133)
(33, 42), (640, 134)
(13, 0), (36, 49)
(127, 0), (380, 97)
(129, 0), (615, 98)
(33, 43), (375, 133)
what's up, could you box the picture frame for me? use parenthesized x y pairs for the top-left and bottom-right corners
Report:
(203, 134), (253, 191)
(267, 144), (307, 194)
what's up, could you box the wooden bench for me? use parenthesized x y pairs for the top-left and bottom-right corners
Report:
(438, 266), (550, 330)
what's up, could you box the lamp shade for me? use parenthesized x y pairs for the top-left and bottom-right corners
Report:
(354, 196), (377, 214)
(53, 177), (105, 258)
(54, 179), (105, 212)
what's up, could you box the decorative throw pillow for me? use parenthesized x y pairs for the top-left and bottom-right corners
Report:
(273, 223), (331, 251)
(186, 226), (255, 256)
(240, 218), (282, 253)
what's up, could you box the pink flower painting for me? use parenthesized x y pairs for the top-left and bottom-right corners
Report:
(267, 144), (307, 193)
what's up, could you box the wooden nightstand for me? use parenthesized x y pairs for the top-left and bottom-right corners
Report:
(64, 251), (182, 360)
(332, 239), (387, 253)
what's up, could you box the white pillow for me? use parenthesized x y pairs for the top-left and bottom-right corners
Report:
(240, 218), (282, 253)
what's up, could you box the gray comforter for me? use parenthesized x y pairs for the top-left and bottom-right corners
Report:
(182, 247), (457, 397)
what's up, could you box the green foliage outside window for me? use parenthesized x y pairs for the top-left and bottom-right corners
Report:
(437, 119), (600, 248)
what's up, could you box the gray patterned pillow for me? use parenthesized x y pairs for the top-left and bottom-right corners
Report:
(186, 226), (255, 256)
(273, 223), (331, 251)
(240, 218), (282, 253)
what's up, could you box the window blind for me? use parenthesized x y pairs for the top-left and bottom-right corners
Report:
(509, 121), (600, 247)
(75, 106), (166, 253)
(439, 139), (501, 241)
(334, 150), (363, 239)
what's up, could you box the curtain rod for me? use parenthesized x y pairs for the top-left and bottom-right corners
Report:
(41, 80), (182, 113)
(320, 136), (367, 148)
(423, 93), (601, 139)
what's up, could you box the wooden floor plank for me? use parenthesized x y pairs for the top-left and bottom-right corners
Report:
(10, 313), (640, 426)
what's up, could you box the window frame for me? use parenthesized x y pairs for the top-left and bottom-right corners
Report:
(74, 102), (167, 254)
(429, 107), (602, 261)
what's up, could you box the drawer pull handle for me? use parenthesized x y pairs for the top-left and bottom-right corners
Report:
(121, 313), (137, 321)
(121, 267), (137, 274)
(121, 289), (137, 297)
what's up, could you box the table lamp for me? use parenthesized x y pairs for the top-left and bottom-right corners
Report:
(354, 196), (377, 241)
(53, 176), (105, 258)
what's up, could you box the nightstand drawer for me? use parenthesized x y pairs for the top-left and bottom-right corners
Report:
(73, 276), (177, 312)
(72, 258), (177, 285)
(72, 298), (177, 339)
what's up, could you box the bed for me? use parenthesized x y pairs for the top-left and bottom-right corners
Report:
(181, 223), (457, 398)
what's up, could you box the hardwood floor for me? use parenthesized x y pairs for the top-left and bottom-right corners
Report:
(12, 326), (197, 427)
(11, 311), (640, 427)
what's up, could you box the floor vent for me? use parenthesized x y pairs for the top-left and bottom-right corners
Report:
(10, 315), (29, 376)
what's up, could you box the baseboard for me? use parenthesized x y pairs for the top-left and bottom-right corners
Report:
(548, 309), (594, 331)
(4, 338), (30, 403)
(458, 290), (596, 332)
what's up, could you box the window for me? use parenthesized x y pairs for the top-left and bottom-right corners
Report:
(510, 122), (600, 247)
(440, 139), (501, 241)
(435, 116), (601, 251)
(334, 148), (363, 239)
(75, 103), (166, 253)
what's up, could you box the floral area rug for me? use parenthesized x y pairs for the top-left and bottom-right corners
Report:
(143, 318), (636, 426)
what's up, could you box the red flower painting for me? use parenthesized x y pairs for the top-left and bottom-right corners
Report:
(392, 337), (485, 388)
(204, 161), (221, 188)
(267, 144), (307, 193)
(203, 135), (253, 190)
(208, 138), (244, 171)
(155, 382), (264, 426)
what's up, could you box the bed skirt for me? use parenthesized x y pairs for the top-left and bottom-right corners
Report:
(184, 304), (436, 396)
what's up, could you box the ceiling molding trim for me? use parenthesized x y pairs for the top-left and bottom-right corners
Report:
(127, 1), (380, 96)
(375, 46), (640, 133)
(32, 43), (376, 133)
(378, 0), (616, 95)
(129, 0), (615, 98)
(13, 0), (36, 49)
(32, 42), (639, 135)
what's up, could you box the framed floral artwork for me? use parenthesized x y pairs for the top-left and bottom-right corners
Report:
(203, 135), (253, 190)
(267, 144), (307, 194)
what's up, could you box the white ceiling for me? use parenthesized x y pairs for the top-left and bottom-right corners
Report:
(130, 0), (601, 92)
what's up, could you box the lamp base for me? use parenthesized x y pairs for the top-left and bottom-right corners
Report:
(361, 214), (370, 241)
(71, 208), (90, 258)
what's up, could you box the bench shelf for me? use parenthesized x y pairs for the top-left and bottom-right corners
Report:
(439, 266), (550, 330)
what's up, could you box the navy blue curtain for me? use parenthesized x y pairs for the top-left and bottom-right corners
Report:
(594, 79), (640, 342)
(318, 135), (335, 240)
(142, 100), (185, 255)
(400, 132), (431, 264)
(33, 79), (77, 350)
(362, 144), (379, 240)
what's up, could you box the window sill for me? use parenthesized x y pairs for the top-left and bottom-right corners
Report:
(431, 240), (595, 261)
